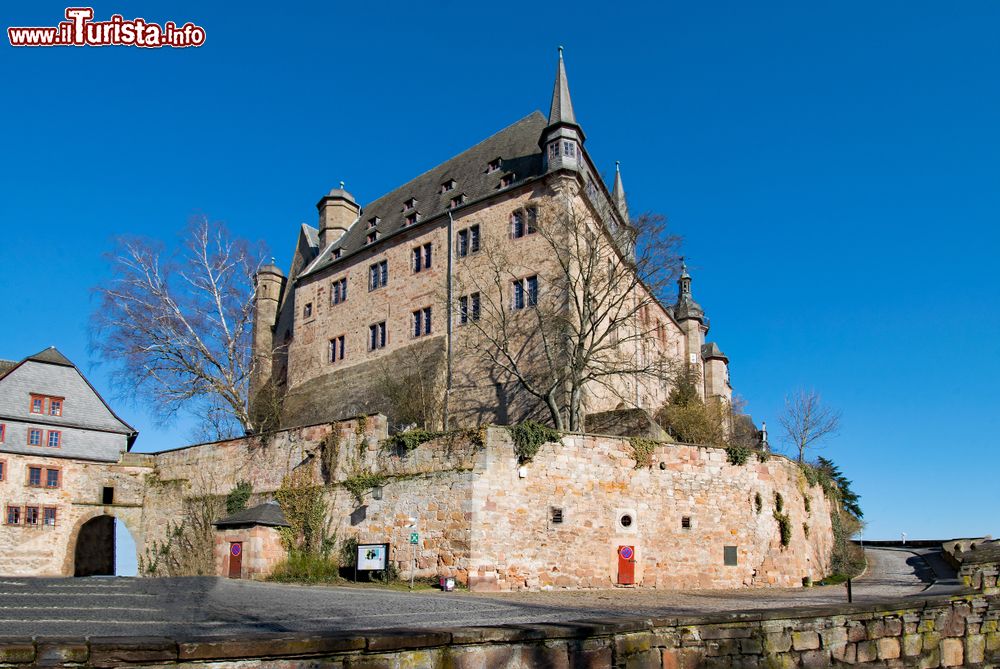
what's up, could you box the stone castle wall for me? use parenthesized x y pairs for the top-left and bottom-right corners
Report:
(1, 415), (835, 589)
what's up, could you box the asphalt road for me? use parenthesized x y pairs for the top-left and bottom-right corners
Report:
(0, 548), (959, 638)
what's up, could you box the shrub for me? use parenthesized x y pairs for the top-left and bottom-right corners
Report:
(628, 437), (657, 469)
(803, 495), (811, 513)
(507, 421), (561, 463)
(275, 469), (329, 554)
(342, 472), (388, 504)
(754, 492), (763, 515)
(774, 511), (792, 548)
(803, 522), (810, 539)
(725, 444), (751, 466)
(269, 550), (340, 583)
(774, 492), (784, 513)
(225, 480), (252, 515)
(382, 429), (443, 453)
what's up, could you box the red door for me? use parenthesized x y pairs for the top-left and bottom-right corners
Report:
(228, 542), (242, 578)
(617, 545), (635, 585)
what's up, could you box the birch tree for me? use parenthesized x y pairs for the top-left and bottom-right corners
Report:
(779, 389), (841, 463)
(91, 216), (266, 439)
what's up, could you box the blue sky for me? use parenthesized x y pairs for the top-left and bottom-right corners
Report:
(2, 1), (998, 542)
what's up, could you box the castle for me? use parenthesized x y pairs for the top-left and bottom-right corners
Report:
(252, 51), (733, 431)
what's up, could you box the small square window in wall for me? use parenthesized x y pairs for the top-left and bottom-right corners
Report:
(303, 303), (313, 319)
(723, 545), (738, 566)
(43, 507), (57, 526)
(681, 516), (691, 530)
(550, 507), (564, 524)
(6, 506), (21, 525)
(103, 487), (115, 505)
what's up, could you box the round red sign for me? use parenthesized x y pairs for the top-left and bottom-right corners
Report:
(230, 543), (241, 557)
(620, 546), (634, 560)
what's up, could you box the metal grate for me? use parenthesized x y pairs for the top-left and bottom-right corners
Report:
(550, 507), (563, 524)
(681, 516), (691, 529)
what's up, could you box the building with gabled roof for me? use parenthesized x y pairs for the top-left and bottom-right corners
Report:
(251, 51), (733, 430)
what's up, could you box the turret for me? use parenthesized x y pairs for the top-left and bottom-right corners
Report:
(701, 342), (731, 403)
(612, 161), (628, 222)
(540, 47), (585, 174)
(673, 259), (709, 399)
(316, 182), (359, 248)
(250, 261), (285, 398)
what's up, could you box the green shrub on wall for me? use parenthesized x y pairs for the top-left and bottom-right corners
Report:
(628, 437), (658, 469)
(225, 480), (252, 515)
(725, 444), (751, 466)
(775, 510), (792, 548)
(342, 471), (388, 504)
(382, 429), (443, 453)
(507, 421), (561, 463)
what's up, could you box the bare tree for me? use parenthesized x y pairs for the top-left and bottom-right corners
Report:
(91, 216), (266, 439)
(778, 389), (841, 463)
(457, 194), (682, 431)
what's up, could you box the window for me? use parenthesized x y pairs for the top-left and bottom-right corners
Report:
(303, 303), (313, 319)
(404, 212), (419, 226)
(449, 194), (466, 209)
(333, 248), (343, 259)
(49, 399), (62, 416)
(47, 431), (61, 448)
(724, 545), (738, 566)
(0, 460), (4, 481)
(681, 516), (691, 530)
(43, 507), (57, 526)
(368, 321), (387, 350)
(0, 423), (5, 443)
(440, 179), (456, 193)
(367, 216), (380, 229)
(331, 277), (348, 305)
(366, 231), (378, 245)
(403, 197), (417, 211)
(550, 507), (564, 524)
(28, 429), (42, 446)
(102, 487), (115, 505)
(562, 141), (576, 157)
(511, 207), (537, 239)
(328, 335), (345, 363)
(498, 173), (514, 189)
(28, 467), (41, 487)
(25, 506), (39, 526)
(487, 157), (502, 173)
(412, 307), (432, 338)
(457, 225), (480, 258)
(548, 143), (559, 160)
(7, 506), (20, 525)
(30, 395), (63, 416)
(412, 243), (432, 273)
(46, 469), (60, 488)
(368, 260), (388, 291)
(512, 276), (538, 310)
(459, 292), (481, 325)
(30, 396), (44, 414)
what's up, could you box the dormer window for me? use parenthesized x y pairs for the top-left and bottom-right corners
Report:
(498, 173), (514, 189)
(440, 180), (456, 193)
(366, 231), (379, 244)
(449, 194), (466, 209)
(404, 212), (419, 226)
(367, 217), (380, 229)
(487, 157), (502, 173)
(333, 248), (343, 259)
(403, 198), (417, 211)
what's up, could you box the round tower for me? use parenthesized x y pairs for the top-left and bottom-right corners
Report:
(672, 259), (709, 399)
(250, 261), (285, 398)
(316, 182), (360, 248)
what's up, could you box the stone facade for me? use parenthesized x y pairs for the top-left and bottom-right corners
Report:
(213, 525), (286, 580)
(4, 592), (998, 667)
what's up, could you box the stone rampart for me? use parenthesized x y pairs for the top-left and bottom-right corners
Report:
(3, 592), (997, 667)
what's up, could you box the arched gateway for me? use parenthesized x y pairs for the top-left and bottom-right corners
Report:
(74, 515), (116, 576)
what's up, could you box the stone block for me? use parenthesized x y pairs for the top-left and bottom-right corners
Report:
(445, 645), (520, 669)
(763, 632), (792, 654)
(965, 634), (985, 664)
(855, 640), (877, 663)
(902, 634), (923, 657)
(739, 637), (762, 654)
(831, 642), (856, 664)
(0, 639), (35, 664)
(940, 638), (963, 667)
(918, 647), (941, 669)
(178, 634), (365, 660)
(88, 637), (176, 667)
(661, 648), (704, 669)
(847, 622), (867, 642)
(800, 649), (830, 668)
(35, 640), (88, 666)
(699, 625), (753, 640)
(820, 627), (847, 647)
(876, 637), (901, 660)
(616, 632), (653, 656)
(367, 631), (451, 652)
(884, 617), (903, 636)
(567, 644), (612, 669)
(922, 631), (941, 651)
(791, 630), (820, 651)
(520, 643), (569, 669)
(986, 631), (1000, 652)
(866, 619), (886, 639)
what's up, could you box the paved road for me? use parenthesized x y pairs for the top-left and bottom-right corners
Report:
(0, 548), (959, 638)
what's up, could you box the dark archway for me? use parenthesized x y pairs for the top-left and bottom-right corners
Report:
(74, 515), (115, 576)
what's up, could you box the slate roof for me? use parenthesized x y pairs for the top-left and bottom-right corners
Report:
(701, 342), (728, 362)
(26, 347), (75, 367)
(213, 501), (290, 528)
(301, 111), (548, 279)
(0, 360), (16, 380)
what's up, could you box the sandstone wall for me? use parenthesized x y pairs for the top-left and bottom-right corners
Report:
(467, 429), (833, 591)
(4, 593), (997, 667)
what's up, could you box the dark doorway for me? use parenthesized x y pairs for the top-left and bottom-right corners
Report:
(102, 486), (114, 505)
(74, 515), (115, 576)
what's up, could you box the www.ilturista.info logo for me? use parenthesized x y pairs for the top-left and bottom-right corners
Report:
(8, 8), (206, 48)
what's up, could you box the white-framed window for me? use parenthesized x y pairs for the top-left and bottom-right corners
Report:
(368, 260), (388, 291)
(512, 275), (538, 310)
(459, 292), (481, 325)
(412, 243), (432, 273)
(457, 225), (480, 258)
(368, 322), (387, 350)
(330, 277), (348, 305)
(329, 335), (345, 363)
(412, 307), (432, 337)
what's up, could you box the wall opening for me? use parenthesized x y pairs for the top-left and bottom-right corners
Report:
(102, 486), (115, 504)
(74, 515), (115, 576)
(115, 518), (138, 576)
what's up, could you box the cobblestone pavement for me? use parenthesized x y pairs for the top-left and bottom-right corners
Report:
(0, 548), (959, 638)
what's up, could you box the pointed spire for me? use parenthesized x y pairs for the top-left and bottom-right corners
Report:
(674, 257), (705, 323)
(548, 46), (577, 126)
(612, 161), (628, 220)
